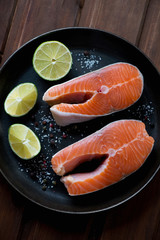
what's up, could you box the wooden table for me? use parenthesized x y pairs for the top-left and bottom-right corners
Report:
(0, 0), (160, 239)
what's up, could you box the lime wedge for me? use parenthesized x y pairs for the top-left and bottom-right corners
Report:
(8, 124), (41, 159)
(4, 83), (38, 117)
(33, 41), (72, 81)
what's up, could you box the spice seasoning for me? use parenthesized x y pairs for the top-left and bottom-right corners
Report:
(42, 185), (47, 191)
(34, 121), (38, 127)
(50, 139), (55, 147)
(31, 115), (35, 121)
(49, 123), (54, 128)
(49, 133), (54, 138)
(42, 120), (47, 125)
(84, 50), (90, 57)
(62, 133), (67, 138)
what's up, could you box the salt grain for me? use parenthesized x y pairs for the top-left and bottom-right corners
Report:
(74, 49), (102, 72)
(127, 102), (154, 125)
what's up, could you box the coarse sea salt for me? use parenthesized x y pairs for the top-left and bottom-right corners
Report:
(74, 50), (102, 73)
(17, 101), (91, 191)
(127, 102), (155, 126)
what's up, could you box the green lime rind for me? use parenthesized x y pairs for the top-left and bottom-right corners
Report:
(8, 124), (41, 160)
(4, 83), (38, 117)
(32, 41), (72, 81)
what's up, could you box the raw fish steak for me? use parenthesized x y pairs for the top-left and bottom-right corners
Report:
(43, 63), (144, 126)
(51, 120), (154, 196)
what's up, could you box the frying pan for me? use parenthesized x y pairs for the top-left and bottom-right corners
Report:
(0, 27), (160, 214)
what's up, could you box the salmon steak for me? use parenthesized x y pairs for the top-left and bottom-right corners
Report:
(51, 120), (154, 196)
(43, 63), (144, 126)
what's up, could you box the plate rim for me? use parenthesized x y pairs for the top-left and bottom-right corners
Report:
(1, 26), (160, 75)
(0, 27), (160, 214)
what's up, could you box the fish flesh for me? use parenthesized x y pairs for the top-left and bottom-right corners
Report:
(43, 63), (144, 126)
(51, 120), (154, 196)
(53, 120), (154, 195)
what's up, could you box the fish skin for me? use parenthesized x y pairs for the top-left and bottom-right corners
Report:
(43, 62), (144, 126)
(51, 120), (154, 196)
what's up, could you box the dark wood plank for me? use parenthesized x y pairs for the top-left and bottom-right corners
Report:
(1, 0), (81, 66)
(0, 175), (24, 240)
(100, 171), (160, 240)
(0, 0), (16, 53)
(78, 0), (149, 44)
(138, 0), (160, 71)
(1, 0), (160, 240)
(16, 205), (92, 240)
(97, 1), (160, 239)
(0, 1), (90, 239)
(0, 0), (16, 63)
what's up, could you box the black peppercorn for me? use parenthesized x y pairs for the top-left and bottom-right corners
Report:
(42, 185), (47, 191)
(84, 50), (90, 57)
(50, 139), (55, 147)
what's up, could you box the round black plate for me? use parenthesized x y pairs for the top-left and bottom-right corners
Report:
(0, 27), (160, 214)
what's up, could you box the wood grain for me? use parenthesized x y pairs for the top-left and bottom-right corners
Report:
(0, 175), (24, 240)
(100, 171), (160, 240)
(0, 0), (16, 53)
(78, 0), (149, 44)
(0, 0), (17, 63)
(15, 205), (92, 240)
(138, 0), (160, 71)
(0, 0), (160, 239)
(1, 0), (81, 66)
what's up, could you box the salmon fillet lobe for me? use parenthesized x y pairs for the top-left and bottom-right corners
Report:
(51, 120), (154, 196)
(43, 62), (144, 126)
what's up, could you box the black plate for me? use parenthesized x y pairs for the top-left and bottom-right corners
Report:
(0, 27), (160, 214)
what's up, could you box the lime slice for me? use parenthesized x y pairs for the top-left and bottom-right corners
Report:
(8, 124), (41, 159)
(4, 83), (38, 117)
(33, 41), (72, 81)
